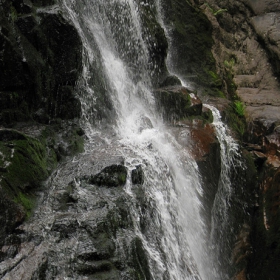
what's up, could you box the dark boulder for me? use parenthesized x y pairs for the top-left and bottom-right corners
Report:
(154, 86), (203, 122)
(131, 165), (145, 185)
(90, 165), (128, 187)
(160, 75), (182, 88)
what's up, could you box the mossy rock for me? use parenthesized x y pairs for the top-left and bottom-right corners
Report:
(224, 101), (246, 140)
(161, 0), (216, 87)
(0, 129), (50, 192)
(0, 187), (25, 246)
(89, 165), (128, 187)
(131, 165), (144, 185)
(0, 129), (54, 241)
(14, 191), (36, 219)
(0, 128), (61, 215)
(154, 86), (203, 122)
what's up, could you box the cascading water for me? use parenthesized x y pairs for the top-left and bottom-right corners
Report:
(61, 0), (245, 279)
(204, 105), (243, 279)
(62, 0), (208, 279)
(0, 1), (245, 279)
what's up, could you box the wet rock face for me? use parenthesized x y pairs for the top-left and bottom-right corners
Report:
(0, 152), (152, 280)
(89, 165), (128, 187)
(172, 118), (221, 229)
(0, 0), (82, 126)
(248, 159), (280, 280)
(136, 0), (168, 86)
(0, 129), (51, 246)
(154, 86), (203, 122)
(199, 0), (280, 278)
(161, 0), (218, 89)
(0, 0), (84, 249)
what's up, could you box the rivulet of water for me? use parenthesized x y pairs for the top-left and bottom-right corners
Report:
(204, 105), (243, 279)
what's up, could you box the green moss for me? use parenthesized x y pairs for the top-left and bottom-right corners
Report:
(10, 6), (18, 22)
(118, 173), (127, 185)
(234, 100), (245, 117)
(204, 3), (227, 16)
(224, 58), (235, 70)
(0, 130), (51, 221)
(223, 57), (238, 99)
(213, 8), (228, 16)
(70, 132), (84, 154)
(202, 88), (225, 98)
(14, 192), (35, 219)
(5, 138), (48, 188)
(225, 102), (246, 139)
(216, 90), (226, 98)
(208, 70), (222, 87)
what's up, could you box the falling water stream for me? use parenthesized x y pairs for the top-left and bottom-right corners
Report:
(0, 1), (244, 279)
(61, 0), (243, 279)
(62, 1), (206, 278)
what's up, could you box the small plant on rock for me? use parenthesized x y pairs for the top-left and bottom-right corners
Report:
(205, 3), (228, 16)
(224, 58), (235, 71)
(234, 100), (245, 117)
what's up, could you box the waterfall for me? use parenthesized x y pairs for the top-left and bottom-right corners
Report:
(0, 1), (244, 279)
(61, 0), (208, 279)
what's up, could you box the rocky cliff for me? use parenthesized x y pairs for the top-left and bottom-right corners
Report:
(193, 0), (280, 279)
(0, 0), (84, 249)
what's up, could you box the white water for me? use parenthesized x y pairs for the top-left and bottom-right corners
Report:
(205, 105), (241, 233)
(60, 1), (241, 279)
(204, 105), (243, 279)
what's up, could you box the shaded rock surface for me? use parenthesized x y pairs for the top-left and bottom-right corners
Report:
(197, 0), (280, 278)
(161, 0), (218, 90)
(0, 0), (85, 261)
(0, 146), (153, 279)
(154, 86), (203, 122)
(0, 0), (82, 125)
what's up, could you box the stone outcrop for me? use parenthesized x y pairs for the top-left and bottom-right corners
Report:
(0, 0), (82, 125)
(153, 86), (204, 122)
(190, 0), (280, 279)
(0, 0), (84, 252)
(161, 0), (218, 89)
(0, 148), (153, 279)
(89, 165), (128, 187)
